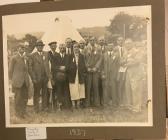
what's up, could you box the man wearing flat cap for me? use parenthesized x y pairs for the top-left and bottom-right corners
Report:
(48, 41), (58, 110)
(9, 43), (30, 118)
(29, 40), (51, 113)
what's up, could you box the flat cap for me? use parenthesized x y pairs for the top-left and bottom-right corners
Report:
(48, 41), (57, 46)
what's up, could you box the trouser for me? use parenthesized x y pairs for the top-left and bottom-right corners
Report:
(117, 72), (126, 106)
(55, 81), (72, 109)
(104, 80), (117, 106)
(47, 84), (57, 109)
(33, 80), (48, 112)
(86, 72), (100, 107)
(13, 82), (28, 117)
(99, 77), (104, 106)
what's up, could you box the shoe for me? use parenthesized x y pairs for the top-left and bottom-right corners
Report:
(42, 108), (49, 112)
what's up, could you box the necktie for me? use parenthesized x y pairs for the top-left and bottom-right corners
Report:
(121, 47), (123, 57)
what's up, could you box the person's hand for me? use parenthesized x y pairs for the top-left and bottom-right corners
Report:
(101, 74), (106, 79)
(59, 66), (66, 71)
(51, 79), (55, 86)
(87, 68), (92, 72)
(48, 88), (52, 94)
(92, 67), (97, 72)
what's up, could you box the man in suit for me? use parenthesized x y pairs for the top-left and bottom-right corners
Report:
(79, 40), (87, 56)
(85, 37), (102, 107)
(83, 35), (90, 46)
(97, 36), (107, 106)
(98, 36), (107, 54)
(116, 36), (127, 107)
(54, 44), (71, 110)
(48, 41), (58, 110)
(9, 44), (30, 118)
(29, 40), (51, 113)
(102, 43), (120, 107)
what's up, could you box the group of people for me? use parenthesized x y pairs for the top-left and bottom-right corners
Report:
(9, 35), (147, 118)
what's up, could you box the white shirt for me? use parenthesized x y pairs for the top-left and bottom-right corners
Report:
(107, 51), (113, 56)
(74, 54), (79, 65)
(51, 50), (55, 55)
(38, 51), (43, 56)
(116, 45), (123, 57)
(60, 53), (64, 58)
(107, 51), (116, 60)
(66, 47), (72, 54)
(18, 52), (27, 64)
(116, 46), (127, 72)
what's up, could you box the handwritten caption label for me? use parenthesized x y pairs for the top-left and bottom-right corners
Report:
(69, 128), (86, 137)
(26, 127), (47, 140)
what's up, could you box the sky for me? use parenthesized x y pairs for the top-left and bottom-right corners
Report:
(2, 5), (151, 35)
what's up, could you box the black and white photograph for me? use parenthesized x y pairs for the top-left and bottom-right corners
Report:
(2, 5), (152, 127)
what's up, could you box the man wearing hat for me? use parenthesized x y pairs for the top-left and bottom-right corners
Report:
(54, 44), (71, 110)
(29, 40), (51, 113)
(48, 41), (58, 110)
(9, 43), (30, 118)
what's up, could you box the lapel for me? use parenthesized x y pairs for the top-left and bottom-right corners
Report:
(78, 53), (83, 65)
(17, 53), (28, 70)
(35, 52), (43, 64)
(59, 53), (65, 63)
(71, 54), (77, 72)
(17, 53), (25, 63)
(78, 54), (83, 69)
(104, 52), (108, 61)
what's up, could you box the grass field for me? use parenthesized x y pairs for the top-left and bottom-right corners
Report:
(9, 98), (148, 125)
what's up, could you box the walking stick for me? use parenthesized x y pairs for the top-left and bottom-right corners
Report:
(49, 88), (54, 111)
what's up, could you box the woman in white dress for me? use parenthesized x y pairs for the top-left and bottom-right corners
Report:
(68, 43), (87, 109)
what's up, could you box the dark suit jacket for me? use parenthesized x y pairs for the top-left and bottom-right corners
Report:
(68, 53), (87, 84)
(9, 53), (29, 88)
(53, 53), (70, 80)
(85, 44), (103, 72)
(102, 51), (120, 80)
(29, 51), (51, 83)
(48, 51), (58, 80)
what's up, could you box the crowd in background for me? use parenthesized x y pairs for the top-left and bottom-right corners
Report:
(9, 35), (148, 119)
